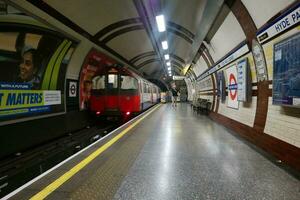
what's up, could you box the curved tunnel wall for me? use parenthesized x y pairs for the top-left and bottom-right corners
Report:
(187, 0), (300, 170)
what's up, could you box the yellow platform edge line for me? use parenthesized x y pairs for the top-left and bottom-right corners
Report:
(30, 104), (161, 200)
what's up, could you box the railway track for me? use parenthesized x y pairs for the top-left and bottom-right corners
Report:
(0, 122), (118, 197)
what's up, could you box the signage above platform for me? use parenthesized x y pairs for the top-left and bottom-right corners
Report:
(197, 43), (249, 81)
(172, 76), (185, 80)
(257, 3), (300, 43)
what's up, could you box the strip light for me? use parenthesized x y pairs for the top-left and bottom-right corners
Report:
(162, 41), (168, 50)
(156, 15), (166, 32)
(164, 54), (169, 60)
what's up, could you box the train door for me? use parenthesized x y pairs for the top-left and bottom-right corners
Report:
(105, 67), (119, 112)
(150, 85), (154, 103)
(139, 80), (143, 110)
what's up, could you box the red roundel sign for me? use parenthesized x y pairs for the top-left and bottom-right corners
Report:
(229, 73), (237, 100)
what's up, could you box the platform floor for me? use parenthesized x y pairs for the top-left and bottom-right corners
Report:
(9, 103), (300, 200)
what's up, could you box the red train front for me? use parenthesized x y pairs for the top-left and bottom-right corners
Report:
(90, 65), (141, 120)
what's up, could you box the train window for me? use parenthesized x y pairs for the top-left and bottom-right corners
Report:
(25, 33), (42, 49)
(120, 75), (138, 90)
(62, 47), (75, 64)
(92, 75), (105, 89)
(108, 74), (118, 89)
(0, 32), (18, 52)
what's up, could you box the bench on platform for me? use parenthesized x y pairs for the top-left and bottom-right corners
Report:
(192, 98), (211, 115)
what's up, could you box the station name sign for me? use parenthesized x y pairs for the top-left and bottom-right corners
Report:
(172, 76), (185, 80)
(257, 3), (300, 43)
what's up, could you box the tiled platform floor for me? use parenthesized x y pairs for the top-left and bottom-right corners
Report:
(10, 103), (300, 200)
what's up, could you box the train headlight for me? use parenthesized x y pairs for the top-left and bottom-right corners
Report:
(96, 111), (101, 115)
(126, 111), (130, 116)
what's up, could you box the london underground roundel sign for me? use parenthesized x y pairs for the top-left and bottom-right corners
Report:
(226, 65), (239, 109)
(229, 73), (237, 100)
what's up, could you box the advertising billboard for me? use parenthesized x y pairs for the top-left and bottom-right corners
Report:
(273, 33), (300, 107)
(0, 6), (76, 124)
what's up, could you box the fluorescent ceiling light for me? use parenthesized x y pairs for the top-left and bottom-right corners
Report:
(156, 15), (166, 32)
(162, 41), (168, 50)
(166, 61), (171, 66)
(169, 74), (172, 76)
(164, 54), (169, 60)
(168, 67), (171, 70)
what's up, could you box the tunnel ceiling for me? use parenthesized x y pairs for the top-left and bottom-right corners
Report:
(39, 0), (224, 86)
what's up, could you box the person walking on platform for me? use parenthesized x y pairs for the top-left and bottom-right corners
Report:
(171, 88), (179, 107)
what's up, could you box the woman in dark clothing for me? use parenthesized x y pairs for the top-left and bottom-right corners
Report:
(171, 88), (179, 107)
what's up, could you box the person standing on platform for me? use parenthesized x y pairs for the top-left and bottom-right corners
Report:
(171, 88), (179, 107)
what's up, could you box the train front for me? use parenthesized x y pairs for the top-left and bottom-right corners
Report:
(90, 65), (140, 120)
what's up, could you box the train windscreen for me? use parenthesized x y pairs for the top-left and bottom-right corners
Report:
(120, 75), (138, 90)
(108, 74), (118, 89)
(92, 75), (105, 89)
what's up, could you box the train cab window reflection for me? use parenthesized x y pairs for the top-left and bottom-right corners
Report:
(108, 74), (118, 89)
(0, 32), (18, 52)
(25, 33), (42, 49)
(92, 75), (105, 89)
(120, 75), (138, 90)
(143, 82), (147, 92)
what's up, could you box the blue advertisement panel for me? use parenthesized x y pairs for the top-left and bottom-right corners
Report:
(273, 33), (300, 106)
(0, 82), (61, 118)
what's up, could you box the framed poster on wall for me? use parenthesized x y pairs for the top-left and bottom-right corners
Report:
(252, 39), (268, 82)
(273, 33), (300, 107)
(226, 65), (239, 109)
(237, 58), (251, 102)
(217, 71), (226, 103)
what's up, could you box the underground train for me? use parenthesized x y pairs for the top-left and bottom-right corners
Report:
(89, 64), (161, 120)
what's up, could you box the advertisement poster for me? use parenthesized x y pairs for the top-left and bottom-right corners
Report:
(252, 39), (268, 81)
(0, 84), (61, 117)
(0, 5), (76, 124)
(273, 33), (300, 107)
(237, 58), (251, 102)
(217, 71), (226, 103)
(226, 65), (239, 109)
(79, 49), (113, 110)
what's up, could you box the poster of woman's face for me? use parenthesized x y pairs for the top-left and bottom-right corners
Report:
(0, 2), (76, 124)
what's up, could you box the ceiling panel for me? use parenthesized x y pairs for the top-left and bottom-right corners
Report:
(45, 0), (139, 35)
(134, 55), (158, 66)
(164, 0), (206, 35)
(106, 29), (154, 61)
(169, 34), (192, 64)
(141, 62), (161, 75)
